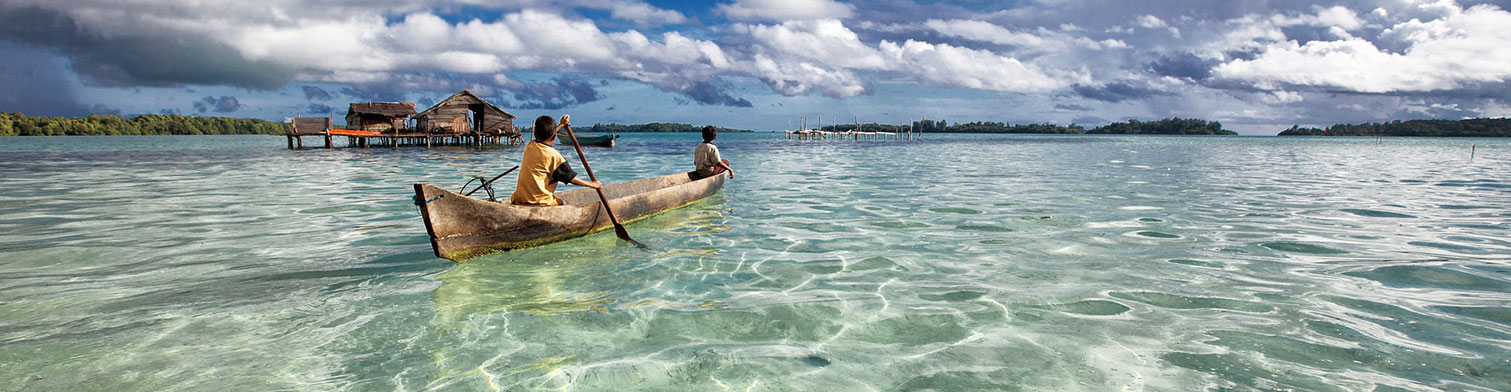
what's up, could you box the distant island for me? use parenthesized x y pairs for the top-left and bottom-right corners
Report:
(1278, 118), (1511, 137)
(1, 112), (286, 136)
(572, 122), (753, 133)
(820, 117), (1236, 135)
(0, 113), (754, 136)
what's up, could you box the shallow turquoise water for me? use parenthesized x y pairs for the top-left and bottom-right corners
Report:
(1, 134), (1508, 391)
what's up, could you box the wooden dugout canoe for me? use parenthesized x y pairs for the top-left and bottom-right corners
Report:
(413, 172), (725, 261)
(573, 134), (616, 147)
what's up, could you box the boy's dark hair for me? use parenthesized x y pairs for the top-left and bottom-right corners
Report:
(701, 125), (717, 143)
(533, 115), (556, 142)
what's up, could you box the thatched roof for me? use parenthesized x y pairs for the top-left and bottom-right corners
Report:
(348, 102), (416, 117)
(416, 90), (514, 120)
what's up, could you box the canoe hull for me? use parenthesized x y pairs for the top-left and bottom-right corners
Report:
(414, 172), (724, 261)
(571, 134), (616, 147)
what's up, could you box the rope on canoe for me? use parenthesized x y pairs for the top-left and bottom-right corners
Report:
(414, 194), (443, 205)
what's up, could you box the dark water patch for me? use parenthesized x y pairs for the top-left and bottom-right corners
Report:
(849, 314), (970, 346)
(777, 222), (853, 234)
(1160, 352), (1338, 391)
(1321, 295), (1511, 350)
(955, 225), (1014, 233)
(1439, 204), (1492, 210)
(249, 261), (444, 283)
(799, 262), (844, 275)
(866, 220), (930, 229)
(1340, 209), (1416, 218)
(297, 205), (368, 214)
(350, 235), (431, 247)
(1138, 217), (1163, 223)
(1432, 306), (1511, 326)
(1204, 330), (1384, 370)
(1261, 241), (1348, 255)
(848, 256), (905, 272)
(801, 355), (831, 367)
(1344, 265), (1510, 292)
(1453, 223), (1508, 231)
(928, 207), (981, 215)
(1168, 259), (1225, 268)
(897, 370), (1028, 391)
(1034, 300), (1130, 316)
(1136, 231), (1179, 239)
(919, 291), (985, 302)
(977, 239), (1014, 245)
(1407, 241), (1487, 254)
(1109, 292), (1273, 313)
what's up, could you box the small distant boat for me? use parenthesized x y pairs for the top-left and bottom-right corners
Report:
(571, 133), (617, 147)
(413, 172), (725, 261)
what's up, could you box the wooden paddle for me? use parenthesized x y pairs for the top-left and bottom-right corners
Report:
(561, 122), (647, 249)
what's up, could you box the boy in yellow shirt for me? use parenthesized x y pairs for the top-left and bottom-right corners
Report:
(510, 115), (601, 206)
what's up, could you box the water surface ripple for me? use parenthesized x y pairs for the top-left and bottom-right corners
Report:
(1, 134), (1509, 391)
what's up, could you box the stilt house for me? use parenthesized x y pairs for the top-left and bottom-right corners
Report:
(415, 90), (516, 136)
(345, 102), (416, 133)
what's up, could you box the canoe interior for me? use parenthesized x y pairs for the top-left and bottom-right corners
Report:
(415, 172), (724, 261)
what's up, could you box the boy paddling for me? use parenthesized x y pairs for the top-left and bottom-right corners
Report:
(510, 115), (601, 206)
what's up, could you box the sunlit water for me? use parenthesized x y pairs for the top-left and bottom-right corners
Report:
(1, 134), (1508, 391)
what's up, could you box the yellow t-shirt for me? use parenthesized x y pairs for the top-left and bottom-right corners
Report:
(510, 141), (567, 205)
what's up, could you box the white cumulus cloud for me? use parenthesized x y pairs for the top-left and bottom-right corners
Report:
(719, 0), (855, 21)
(1214, 3), (1511, 94)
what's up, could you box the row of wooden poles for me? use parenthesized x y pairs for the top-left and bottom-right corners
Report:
(286, 133), (521, 149)
(784, 116), (924, 141)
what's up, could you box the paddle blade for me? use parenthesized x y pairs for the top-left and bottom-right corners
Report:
(614, 224), (649, 250)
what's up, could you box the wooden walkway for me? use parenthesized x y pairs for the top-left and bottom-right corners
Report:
(286, 131), (521, 149)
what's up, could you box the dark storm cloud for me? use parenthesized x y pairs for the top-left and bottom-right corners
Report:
(306, 103), (334, 114)
(0, 6), (293, 89)
(90, 104), (121, 115)
(302, 86), (333, 101)
(684, 81), (754, 107)
(0, 41), (88, 116)
(503, 77), (603, 110)
(1149, 53), (1215, 80)
(193, 96), (241, 113)
(1072, 83), (1166, 103)
(1055, 103), (1095, 111)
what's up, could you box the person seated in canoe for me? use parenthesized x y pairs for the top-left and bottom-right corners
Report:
(510, 115), (601, 206)
(692, 125), (734, 180)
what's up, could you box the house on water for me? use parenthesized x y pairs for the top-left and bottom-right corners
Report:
(415, 90), (517, 139)
(345, 102), (417, 134)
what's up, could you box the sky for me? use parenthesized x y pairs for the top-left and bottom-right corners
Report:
(2, 0), (1510, 135)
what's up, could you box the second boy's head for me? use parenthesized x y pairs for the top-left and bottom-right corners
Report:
(702, 125), (717, 143)
(534, 115), (556, 142)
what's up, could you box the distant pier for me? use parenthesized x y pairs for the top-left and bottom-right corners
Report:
(285, 90), (522, 149)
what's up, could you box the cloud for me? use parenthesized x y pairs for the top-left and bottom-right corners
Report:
(1213, 3), (1511, 95)
(880, 40), (1068, 93)
(90, 104), (121, 115)
(306, 103), (334, 114)
(0, 41), (88, 116)
(1072, 82), (1165, 102)
(609, 2), (687, 26)
(1149, 52), (1216, 80)
(193, 96), (241, 113)
(683, 81), (754, 107)
(719, 0), (855, 21)
(924, 18), (1128, 52)
(302, 86), (333, 101)
(0, 6), (293, 89)
(502, 77), (603, 110)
